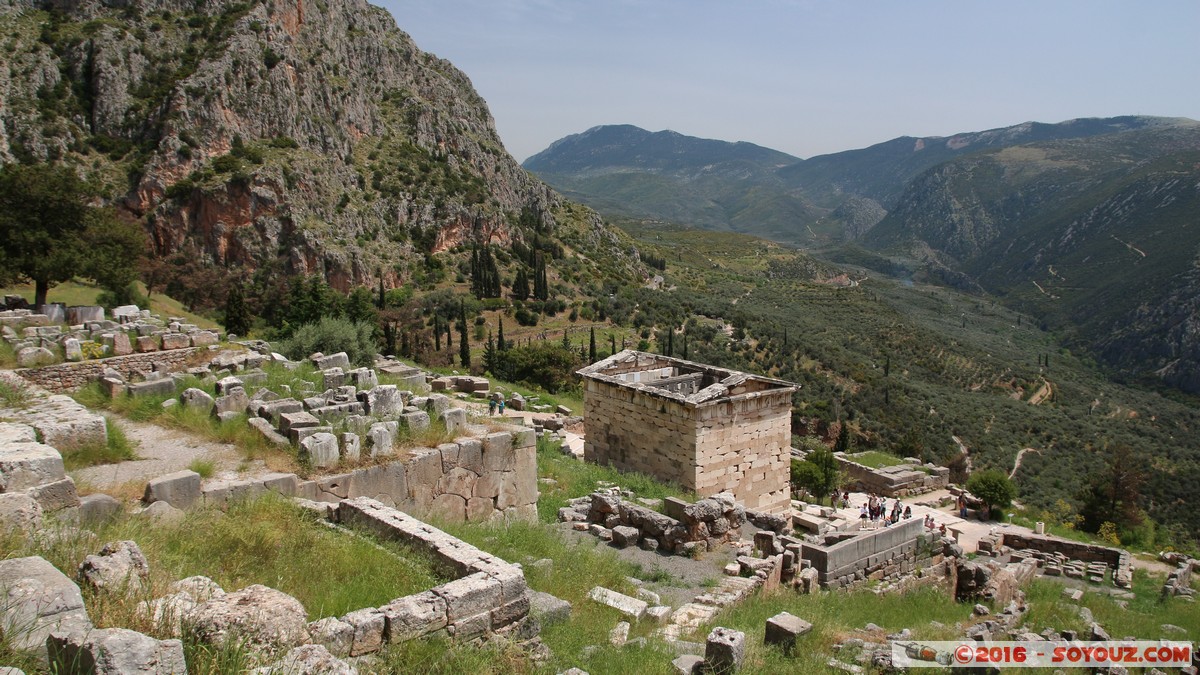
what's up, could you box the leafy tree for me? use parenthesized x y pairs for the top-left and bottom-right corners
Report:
(833, 423), (851, 454)
(791, 445), (841, 505)
(345, 286), (377, 326)
(966, 469), (1017, 517)
(0, 163), (142, 306)
(224, 283), (251, 337)
(494, 343), (578, 393)
(279, 317), (376, 366)
(483, 331), (498, 375)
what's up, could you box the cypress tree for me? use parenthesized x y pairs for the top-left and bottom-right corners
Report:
(589, 326), (596, 362)
(610, 334), (616, 355)
(498, 317), (506, 352)
(434, 315), (441, 351)
(667, 327), (674, 357)
(483, 331), (497, 375)
(376, 270), (385, 309)
(561, 331), (570, 350)
(512, 267), (530, 301)
(683, 332), (689, 360)
(446, 316), (453, 350)
(224, 283), (251, 337)
(459, 302), (470, 368)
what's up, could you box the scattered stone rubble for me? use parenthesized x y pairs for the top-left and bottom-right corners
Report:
(559, 489), (788, 556)
(0, 382), (93, 525)
(2, 304), (220, 383)
(1159, 552), (1198, 599)
(977, 530), (1133, 589)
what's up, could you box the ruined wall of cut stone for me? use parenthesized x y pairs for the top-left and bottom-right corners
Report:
(149, 427), (539, 525)
(582, 378), (699, 490)
(835, 456), (949, 497)
(999, 532), (1122, 566)
(16, 348), (206, 392)
(801, 518), (931, 589)
(335, 497), (530, 644)
(694, 391), (793, 513)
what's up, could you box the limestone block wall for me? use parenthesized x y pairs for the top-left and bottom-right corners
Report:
(16, 347), (206, 392)
(333, 497), (530, 644)
(800, 518), (931, 589)
(999, 532), (1122, 566)
(583, 377), (698, 486)
(583, 379), (793, 512)
(145, 427), (540, 525)
(694, 390), (793, 512)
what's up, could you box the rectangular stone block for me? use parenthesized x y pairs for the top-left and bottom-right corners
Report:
(382, 591), (448, 642)
(435, 572), (503, 623)
(0, 442), (67, 492)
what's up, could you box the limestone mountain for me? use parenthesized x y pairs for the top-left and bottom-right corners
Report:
(523, 125), (821, 242)
(527, 117), (1193, 247)
(864, 124), (1200, 392)
(0, 0), (635, 290)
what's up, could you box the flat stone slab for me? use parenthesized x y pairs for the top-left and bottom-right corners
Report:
(588, 586), (648, 619)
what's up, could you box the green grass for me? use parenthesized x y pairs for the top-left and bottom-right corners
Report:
(703, 585), (974, 674)
(2, 495), (446, 623)
(188, 458), (216, 479)
(1022, 572), (1199, 643)
(846, 450), (908, 469)
(0, 376), (32, 408)
(533, 435), (693, 522)
(60, 418), (138, 471)
(433, 517), (684, 674)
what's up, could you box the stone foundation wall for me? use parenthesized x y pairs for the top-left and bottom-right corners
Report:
(834, 455), (949, 498)
(16, 347), (206, 392)
(999, 532), (1121, 566)
(332, 497), (530, 644)
(800, 518), (931, 589)
(145, 427), (539, 525)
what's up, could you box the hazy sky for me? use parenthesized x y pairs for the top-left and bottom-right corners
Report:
(380, 1), (1200, 163)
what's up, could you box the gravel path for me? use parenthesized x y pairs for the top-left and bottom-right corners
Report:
(72, 414), (253, 493)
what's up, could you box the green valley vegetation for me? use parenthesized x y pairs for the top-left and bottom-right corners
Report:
(613, 219), (1200, 550)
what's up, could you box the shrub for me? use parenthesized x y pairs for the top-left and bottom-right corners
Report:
(966, 469), (1017, 517)
(494, 343), (578, 394)
(278, 316), (377, 367)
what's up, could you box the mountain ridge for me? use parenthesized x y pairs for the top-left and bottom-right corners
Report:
(0, 0), (640, 293)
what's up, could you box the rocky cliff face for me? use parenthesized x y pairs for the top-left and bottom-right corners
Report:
(0, 0), (595, 289)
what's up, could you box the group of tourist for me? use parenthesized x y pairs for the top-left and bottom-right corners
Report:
(857, 494), (912, 529)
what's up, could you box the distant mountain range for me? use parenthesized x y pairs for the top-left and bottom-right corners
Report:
(524, 116), (1193, 246)
(526, 116), (1200, 392)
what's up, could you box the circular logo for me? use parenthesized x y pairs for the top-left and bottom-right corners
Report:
(954, 644), (974, 664)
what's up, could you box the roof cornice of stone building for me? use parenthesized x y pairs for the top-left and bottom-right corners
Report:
(577, 350), (798, 408)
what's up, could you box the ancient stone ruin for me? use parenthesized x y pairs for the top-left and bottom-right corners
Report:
(578, 351), (796, 513)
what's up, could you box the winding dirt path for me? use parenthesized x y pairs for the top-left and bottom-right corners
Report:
(1010, 447), (1041, 479)
(72, 414), (254, 495)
